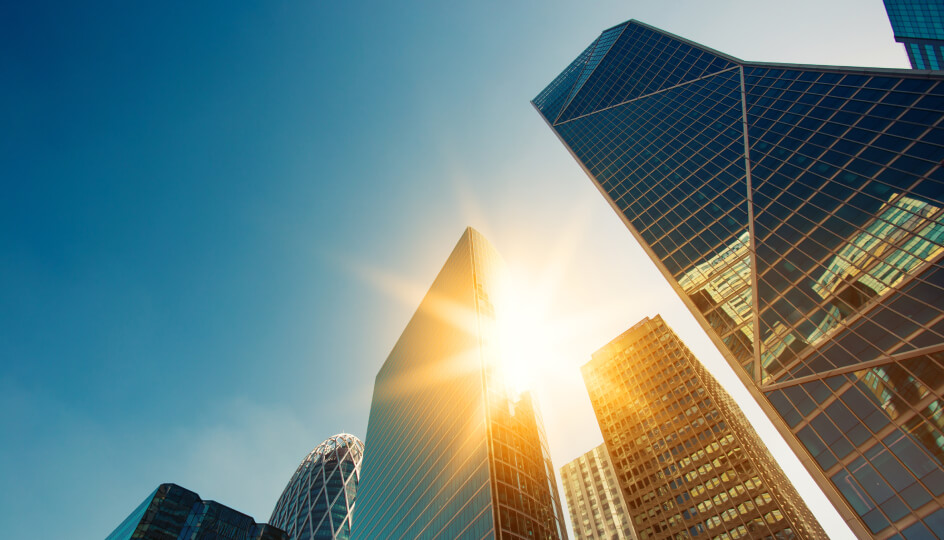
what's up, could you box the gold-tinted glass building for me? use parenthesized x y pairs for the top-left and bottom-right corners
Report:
(561, 444), (637, 540)
(583, 316), (826, 539)
(351, 228), (567, 540)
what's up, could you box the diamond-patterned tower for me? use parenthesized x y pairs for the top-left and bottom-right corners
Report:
(270, 433), (364, 540)
(534, 20), (944, 539)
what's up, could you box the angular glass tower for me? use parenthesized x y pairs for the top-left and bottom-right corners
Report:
(560, 444), (637, 540)
(351, 227), (568, 540)
(106, 483), (286, 540)
(583, 316), (825, 540)
(534, 20), (944, 539)
(270, 433), (364, 540)
(883, 0), (944, 70)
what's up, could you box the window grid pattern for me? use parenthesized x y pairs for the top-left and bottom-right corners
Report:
(558, 23), (735, 124)
(351, 229), (567, 540)
(744, 67), (944, 386)
(581, 316), (825, 540)
(556, 23), (626, 123)
(884, 0), (944, 41)
(270, 434), (364, 540)
(906, 41), (944, 71)
(352, 230), (495, 540)
(882, 0), (944, 70)
(534, 19), (944, 538)
(555, 67), (757, 373)
(561, 444), (637, 540)
(491, 392), (568, 540)
(534, 41), (596, 124)
(768, 351), (944, 535)
(106, 483), (287, 540)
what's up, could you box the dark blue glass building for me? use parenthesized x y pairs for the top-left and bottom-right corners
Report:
(883, 0), (944, 70)
(534, 20), (944, 539)
(106, 483), (286, 540)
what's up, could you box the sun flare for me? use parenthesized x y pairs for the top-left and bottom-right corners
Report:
(493, 270), (558, 395)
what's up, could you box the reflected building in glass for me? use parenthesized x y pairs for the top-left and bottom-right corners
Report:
(583, 316), (825, 539)
(106, 483), (286, 540)
(270, 433), (364, 540)
(351, 227), (567, 540)
(560, 444), (636, 540)
(534, 19), (944, 538)
(882, 0), (944, 70)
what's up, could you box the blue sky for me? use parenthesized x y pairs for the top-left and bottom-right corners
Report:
(1, 1), (908, 538)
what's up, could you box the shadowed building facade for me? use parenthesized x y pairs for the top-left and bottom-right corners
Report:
(106, 483), (286, 540)
(533, 20), (944, 538)
(561, 444), (637, 540)
(583, 316), (825, 539)
(351, 228), (567, 540)
(882, 0), (944, 70)
(269, 433), (364, 540)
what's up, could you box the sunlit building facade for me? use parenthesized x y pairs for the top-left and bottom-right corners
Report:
(270, 433), (364, 540)
(561, 444), (636, 540)
(882, 0), (944, 70)
(106, 483), (286, 540)
(351, 227), (567, 540)
(583, 316), (825, 539)
(534, 20), (944, 538)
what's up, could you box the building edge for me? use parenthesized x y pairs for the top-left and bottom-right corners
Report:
(529, 98), (870, 537)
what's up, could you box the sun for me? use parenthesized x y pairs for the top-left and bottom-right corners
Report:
(493, 269), (557, 396)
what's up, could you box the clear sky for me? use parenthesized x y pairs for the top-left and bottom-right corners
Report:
(0, 1), (909, 538)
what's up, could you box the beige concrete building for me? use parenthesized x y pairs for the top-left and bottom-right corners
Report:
(561, 444), (636, 540)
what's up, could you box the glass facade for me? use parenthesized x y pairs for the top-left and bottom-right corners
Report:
(269, 433), (364, 540)
(106, 483), (286, 540)
(582, 316), (825, 540)
(561, 444), (637, 540)
(351, 228), (567, 540)
(882, 0), (944, 70)
(534, 19), (944, 538)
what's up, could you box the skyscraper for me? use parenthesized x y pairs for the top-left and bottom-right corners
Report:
(270, 433), (364, 540)
(882, 0), (944, 70)
(534, 19), (944, 538)
(106, 483), (286, 540)
(351, 228), (567, 540)
(560, 444), (636, 540)
(583, 316), (825, 539)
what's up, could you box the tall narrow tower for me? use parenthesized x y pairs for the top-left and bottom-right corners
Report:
(533, 20), (944, 538)
(351, 228), (567, 540)
(560, 444), (636, 540)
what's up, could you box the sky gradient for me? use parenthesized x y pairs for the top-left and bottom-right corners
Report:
(1, 1), (908, 538)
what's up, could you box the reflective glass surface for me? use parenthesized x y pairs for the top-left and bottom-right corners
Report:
(535, 20), (944, 538)
(884, 0), (944, 41)
(106, 483), (286, 540)
(270, 434), (363, 540)
(743, 66), (944, 384)
(352, 228), (566, 540)
(882, 0), (944, 70)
